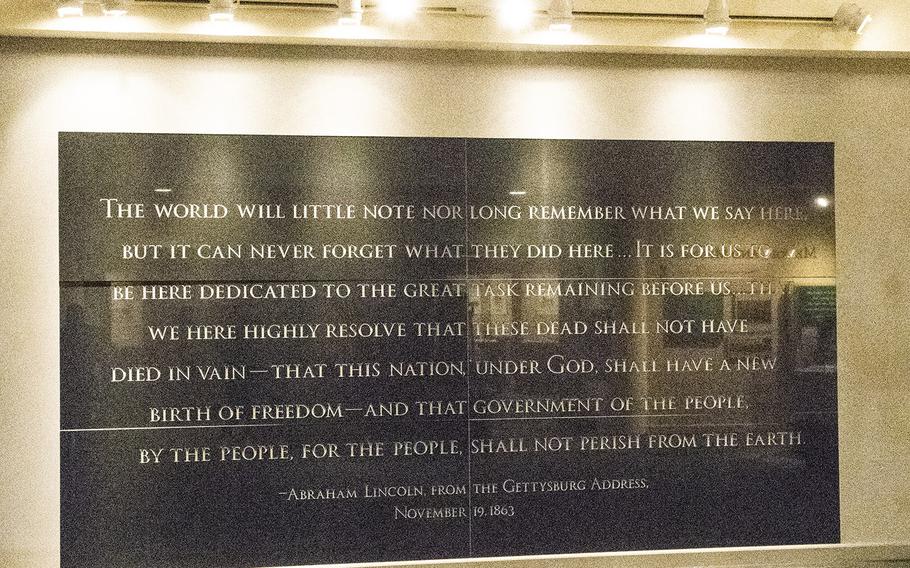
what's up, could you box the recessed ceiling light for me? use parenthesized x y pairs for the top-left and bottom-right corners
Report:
(835, 3), (871, 34)
(57, 0), (84, 17)
(548, 0), (573, 32)
(704, 0), (731, 35)
(209, 0), (239, 21)
(102, 0), (130, 16)
(338, 0), (364, 25)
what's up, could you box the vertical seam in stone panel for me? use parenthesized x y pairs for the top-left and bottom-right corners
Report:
(463, 137), (473, 555)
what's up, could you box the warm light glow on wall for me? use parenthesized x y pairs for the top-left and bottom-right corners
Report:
(298, 72), (388, 134)
(672, 30), (742, 50)
(499, 75), (584, 137)
(525, 27), (588, 46)
(183, 18), (263, 36)
(645, 78), (736, 139)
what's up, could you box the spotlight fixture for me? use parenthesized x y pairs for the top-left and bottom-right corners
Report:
(378, 0), (417, 21)
(56, 0), (84, 17)
(704, 0), (731, 35)
(834, 3), (871, 34)
(547, 0), (572, 32)
(497, 0), (534, 30)
(208, 0), (238, 21)
(101, 0), (130, 16)
(338, 0), (364, 25)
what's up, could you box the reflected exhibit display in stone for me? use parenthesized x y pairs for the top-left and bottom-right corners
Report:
(59, 134), (839, 568)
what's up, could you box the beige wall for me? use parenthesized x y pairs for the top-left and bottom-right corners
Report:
(1, 38), (909, 567)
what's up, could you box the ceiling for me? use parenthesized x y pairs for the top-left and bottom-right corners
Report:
(1, 0), (909, 56)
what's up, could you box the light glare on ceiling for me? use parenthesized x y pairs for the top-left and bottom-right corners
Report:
(379, 0), (418, 21)
(498, 0), (534, 30)
(547, 0), (572, 32)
